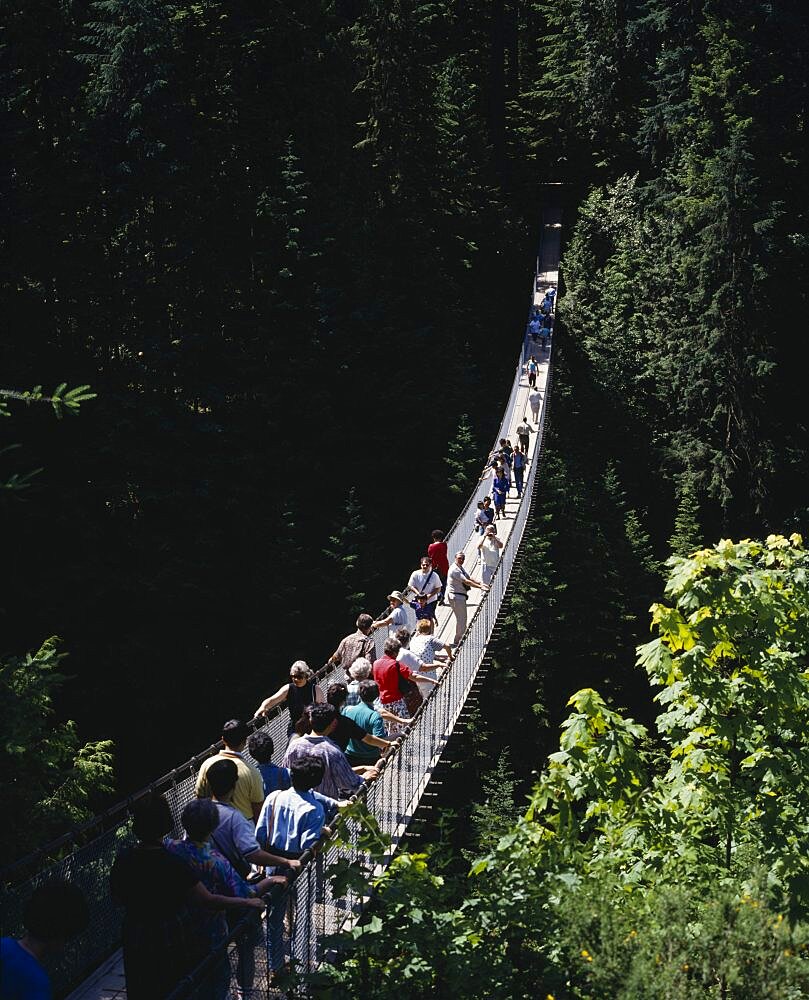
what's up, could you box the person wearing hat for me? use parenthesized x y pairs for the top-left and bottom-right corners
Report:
(371, 591), (409, 638)
(195, 719), (265, 822)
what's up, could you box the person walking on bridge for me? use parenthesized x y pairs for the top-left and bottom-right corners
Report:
(516, 418), (532, 455)
(512, 444), (526, 497)
(492, 468), (509, 519)
(477, 526), (504, 587)
(446, 551), (487, 647)
(529, 385), (542, 424)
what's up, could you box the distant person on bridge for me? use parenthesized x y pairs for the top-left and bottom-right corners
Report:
(283, 703), (379, 799)
(406, 555), (442, 621)
(196, 719), (265, 822)
(516, 418), (533, 455)
(527, 355), (539, 388)
(346, 657), (408, 729)
(1, 880), (88, 1000)
(328, 613), (376, 671)
(446, 551), (488, 647)
(254, 660), (325, 737)
(427, 529), (450, 602)
(475, 497), (495, 534)
(529, 385), (542, 423)
(477, 525), (504, 586)
(512, 444), (526, 497)
(528, 315), (541, 343)
(492, 468), (509, 518)
(371, 591), (409, 637)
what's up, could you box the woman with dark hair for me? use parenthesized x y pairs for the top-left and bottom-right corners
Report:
(110, 794), (264, 1000)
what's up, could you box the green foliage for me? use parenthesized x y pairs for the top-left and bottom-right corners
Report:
(323, 488), (369, 615)
(553, 869), (809, 1000)
(308, 536), (809, 997)
(468, 747), (519, 854)
(0, 384), (96, 419)
(0, 638), (115, 861)
(445, 414), (479, 496)
(1, 385), (95, 493)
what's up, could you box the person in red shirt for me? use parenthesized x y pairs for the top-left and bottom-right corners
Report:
(372, 638), (436, 735)
(427, 529), (450, 604)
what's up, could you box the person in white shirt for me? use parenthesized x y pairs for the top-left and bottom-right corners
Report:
(516, 419), (533, 455)
(529, 386), (542, 423)
(477, 526), (504, 586)
(406, 556), (442, 621)
(446, 551), (487, 647)
(394, 627), (442, 681)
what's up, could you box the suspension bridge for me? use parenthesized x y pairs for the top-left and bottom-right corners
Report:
(0, 206), (562, 999)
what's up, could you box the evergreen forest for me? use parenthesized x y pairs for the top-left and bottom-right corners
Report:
(3, 0), (809, 995)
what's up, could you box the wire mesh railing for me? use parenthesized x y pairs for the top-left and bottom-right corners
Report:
(1, 224), (558, 999)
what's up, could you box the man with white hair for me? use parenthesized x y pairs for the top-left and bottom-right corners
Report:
(446, 551), (487, 647)
(345, 657), (373, 705)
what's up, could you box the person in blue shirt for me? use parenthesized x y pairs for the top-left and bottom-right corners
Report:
(255, 756), (341, 862)
(1, 879), (88, 1000)
(247, 730), (292, 797)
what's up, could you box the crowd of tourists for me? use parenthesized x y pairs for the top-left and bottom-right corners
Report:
(97, 456), (538, 995)
(2, 301), (552, 1000)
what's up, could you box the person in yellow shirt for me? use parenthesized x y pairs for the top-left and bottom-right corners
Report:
(195, 719), (264, 822)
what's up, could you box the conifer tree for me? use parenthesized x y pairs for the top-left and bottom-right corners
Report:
(445, 414), (479, 496)
(668, 474), (702, 557)
(323, 488), (369, 616)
